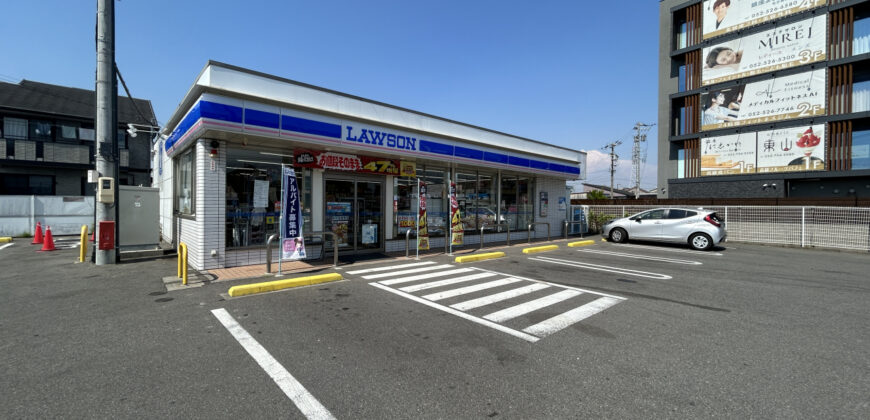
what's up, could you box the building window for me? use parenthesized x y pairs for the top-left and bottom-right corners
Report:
(393, 176), (417, 239)
(3, 117), (27, 140)
(854, 79), (870, 113)
(176, 149), (195, 215)
(421, 167), (447, 237)
(856, 16), (870, 55)
(60, 124), (78, 140)
(117, 129), (127, 149)
(853, 129), (870, 170)
(677, 149), (686, 179)
(0, 174), (54, 195)
(79, 128), (95, 142)
(499, 175), (534, 231)
(5, 139), (13, 158)
(29, 120), (52, 140)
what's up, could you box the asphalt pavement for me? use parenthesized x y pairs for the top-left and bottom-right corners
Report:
(1, 236), (868, 418)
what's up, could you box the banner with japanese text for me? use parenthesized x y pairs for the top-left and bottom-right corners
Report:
(700, 69), (825, 131)
(701, 133), (757, 176)
(294, 150), (404, 176)
(417, 181), (430, 250)
(449, 181), (463, 246)
(702, 0), (826, 40)
(757, 124), (825, 173)
(702, 15), (826, 86)
(281, 166), (306, 260)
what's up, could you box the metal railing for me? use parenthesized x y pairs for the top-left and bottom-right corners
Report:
(527, 222), (550, 244)
(265, 231), (340, 274)
(563, 220), (585, 240)
(479, 222), (511, 250)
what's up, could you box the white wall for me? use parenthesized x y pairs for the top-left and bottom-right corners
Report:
(0, 195), (94, 236)
(176, 139), (226, 270)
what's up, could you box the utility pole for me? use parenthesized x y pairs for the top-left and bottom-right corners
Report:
(631, 122), (655, 199)
(602, 140), (622, 199)
(96, 0), (117, 265)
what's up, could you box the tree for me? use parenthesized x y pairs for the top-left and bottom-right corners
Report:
(587, 190), (607, 200)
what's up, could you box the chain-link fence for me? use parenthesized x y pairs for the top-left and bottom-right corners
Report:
(586, 205), (870, 252)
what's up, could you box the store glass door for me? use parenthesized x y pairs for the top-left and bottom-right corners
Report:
(324, 179), (383, 252)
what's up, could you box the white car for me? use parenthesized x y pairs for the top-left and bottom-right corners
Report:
(602, 208), (726, 251)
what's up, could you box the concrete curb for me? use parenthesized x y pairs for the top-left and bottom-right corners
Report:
(522, 245), (559, 254)
(567, 240), (596, 247)
(455, 252), (505, 263)
(0, 237), (12, 243)
(227, 272), (343, 297)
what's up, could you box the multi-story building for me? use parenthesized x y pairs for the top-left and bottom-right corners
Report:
(0, 79), (155, 195)
(658, 0), (870, 198)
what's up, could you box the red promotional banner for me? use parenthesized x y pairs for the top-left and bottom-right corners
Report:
(418, 180), (429, 250)
(294, 150), (402, 176)
(449, 181), (463, 246)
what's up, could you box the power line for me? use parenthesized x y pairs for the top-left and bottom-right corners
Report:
(601, 140), (622, 199)
(115, 65), (156, 126)
(631, 122), (655, 198)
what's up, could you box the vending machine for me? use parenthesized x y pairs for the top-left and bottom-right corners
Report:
(568, 205), (589, 235)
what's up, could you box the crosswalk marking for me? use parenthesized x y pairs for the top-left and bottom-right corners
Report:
(450, 283), (550, 311)
(347, 261), (434, 275)
(483, 289), (582, 323)
(398, 272), (497, 293)
(362, 264), (454, 280)
(422, 278), (522, 301)
(522, 296), (622, 337)
(379, 268), (475, 286)
(358, 262), (626, 342)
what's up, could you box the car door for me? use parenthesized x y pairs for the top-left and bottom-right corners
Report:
(628, 209), (665, 239)
(659, 209), (698, 241)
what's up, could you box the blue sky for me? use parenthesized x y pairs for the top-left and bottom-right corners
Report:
(1, 1), (660, 189)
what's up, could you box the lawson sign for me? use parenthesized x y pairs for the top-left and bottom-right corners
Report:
(164, 95), (581, 178)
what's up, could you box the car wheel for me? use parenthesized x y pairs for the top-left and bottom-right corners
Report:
(609, 228), (628, 243)
(689, 233), (713, 251)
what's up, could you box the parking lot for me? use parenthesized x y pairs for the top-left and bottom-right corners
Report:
(2, 237), (869, 418)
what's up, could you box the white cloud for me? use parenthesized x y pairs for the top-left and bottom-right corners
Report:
(573, 149), (658, 191)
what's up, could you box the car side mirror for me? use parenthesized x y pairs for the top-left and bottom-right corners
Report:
(635, 217), (642, 223)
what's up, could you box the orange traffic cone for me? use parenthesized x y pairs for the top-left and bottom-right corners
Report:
(38, 226), (56, 252)
(32, 222), (44, 245)
(90, 231), (95, 242)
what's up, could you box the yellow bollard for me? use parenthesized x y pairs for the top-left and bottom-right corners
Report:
(79, 225), (88, 262)
(178, 243), (188, 285)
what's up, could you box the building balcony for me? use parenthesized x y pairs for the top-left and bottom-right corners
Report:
(2, 137), (129, 167)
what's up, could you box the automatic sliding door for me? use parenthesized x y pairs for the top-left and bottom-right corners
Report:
(324, 179), (383, 252)
(356, 181), (382, 250)
(325, 180), (354, 249)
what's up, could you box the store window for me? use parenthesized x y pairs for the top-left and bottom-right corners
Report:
(393, 176), (417, 238)
(499, 175), (533, 231)
(455, 172), (478, 231)
(853, 129), (870, 170)
(225, 148), (310, 248)
(176, 149), (195, 215)
(421, 167), (447, 237)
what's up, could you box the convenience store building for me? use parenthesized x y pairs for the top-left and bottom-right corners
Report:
(155, 61), (586, 270)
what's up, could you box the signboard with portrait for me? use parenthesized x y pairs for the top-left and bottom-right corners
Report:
(702, 0), (827, 40)
(701, 133), (757, 176)
(702, 15), (826, 86)
(700, 69), (825, 131)
(757, 124), (825, 173)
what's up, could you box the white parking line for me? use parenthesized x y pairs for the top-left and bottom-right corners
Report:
(577, 249), (702, 265)
(530, 256), (672, 280)
(370, 283), (540, 343)
(523, 296), (623, 337)
(399, 272), (497, 293)
(483, 289), (582, 323)
(379, 268), (475, 285)
(0, 243), (13, 251)
(346, 261), (434, 275)
(211, 308), (335, 420)
(613, 243), (723, 256)
(361, 264), (453, 280)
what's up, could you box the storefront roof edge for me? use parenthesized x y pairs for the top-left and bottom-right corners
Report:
(163, 61), (585, 164)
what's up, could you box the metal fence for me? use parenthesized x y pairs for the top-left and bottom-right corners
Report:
(587, 205), (870, 252)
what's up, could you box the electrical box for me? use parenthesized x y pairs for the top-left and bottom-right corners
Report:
(98, 221), (115, 250)
(97, 177), (114, 203)
(87, 170), (99, 183)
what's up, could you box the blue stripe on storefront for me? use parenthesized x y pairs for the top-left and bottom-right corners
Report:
(281, 115), (342, 138)
(244, 108), (279, 129)
(167, 99), (580, 176)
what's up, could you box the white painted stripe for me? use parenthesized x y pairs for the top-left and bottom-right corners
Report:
(346, 261), (435, 275)
(370, 283), (539, 342)
(362, 264), (453, 280)
(523, 297), (623, 337)
(577, 249), (702, 265)
(469, 268), (627, 301)
(399, 272), (497, 293)
(0, 243), (13, 251)
(450, 283), (550, 311)
(530, 257), (672, 280)
(616, 243), (723, 256)
(379, 268), (475, 285)
(422, 278), (522, 301)
(211, 308), (335, 420)
(483, 289), (582, 323)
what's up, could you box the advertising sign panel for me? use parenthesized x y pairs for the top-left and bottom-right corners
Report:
(702, 0), (827, 40)
(701, 133), (757, 176)
(449, 182), (463, 246)
(702, 15), (826, 86)
(281, 166), (306, 260)
(757, 124), (825, 173)
(294, 150), (402, 176)
(417, 181), (430, 250)
(701, 69), (825, 131)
